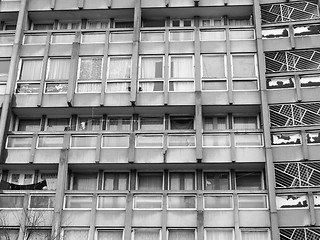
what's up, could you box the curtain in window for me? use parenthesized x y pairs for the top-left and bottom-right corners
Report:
(202, 55), (225, 78)
(0, 60), (10, 81)
(20, 60), (42, 80)
(241, 231), (269, 240)
(170, 173), (194, 190)
(139, 82), (155, 91)
(98, 230), (123, 240)
(18, 119), (41, 131)
(138, 173), (163, 190)
(168, 230), (195, 240)
(104, 173), (129, 190)
(79, 58), (102, 80)
(203, 117), (227, 130)
(47, 59), (70, 80)
(206, 229), (233, 240)
(73, 173), (97, 190)
(106, 82), (130, 92)
(63, 230), (89, 240)
(233, 55), (256, 78)
(134, 229), (160, 240)
(141, 57), (163, 79)
(171, 57), (193, 78)
(234, 117), (257, 129)
(109, 58), (131, 79)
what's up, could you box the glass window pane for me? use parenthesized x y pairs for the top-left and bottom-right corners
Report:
(141, 57), (163, 79)
(169, 172), (195, 190)
(168, 135), (195, 147)
(235, 134), (263, 146)
(108, 58), (131, 79)
(16, 83), (40, 93)
(262, 28), (289, 38)
(45, 83), (68, 93)
(46, 118), (69, 131)
(0, 34), (15, 44)
(134, 196), (162, 209)
(77, 117), (101, 131)
(29, 195), (55, 209)
(168, 196), (196, 209)
(103, 172), (129, 190)
(234, 117), (258, 129)
(79, 58), (102, 80)
(65, 196), (93, 208)
(28, 230), (52, 240)
(204, 172), (230, 190)
(138, 173), (163, 191)
(276, 195), (308, 209)
(202, 80), (227, 90)
(102, 135), (129, 148)
(63, 230), (89, 240)
(267, 77), (294, 89)
(300, 75), (320, 87)
(236, 172), (262, 190)
(110, 32), (133, 42)
(19, 59), (42, 81)
(233, 80), (258, 90)
(7, 136), (33, 148)
(136, 135), (163, 147)
(203, 135), (230, 147)
(134, 229), (160, 240)
(47, 59), (71, 80)
(230, 30), (254, 40)
(200, 30), (225, 41)
(71, 136), (97, 148)
(204, 196), (233, 209)
(24, 34), (47, 44)
(169, 81), (194, 92)
(0, 196), (24, 208)
(205, 229), (233, 240)
(170, 57), (193, 78)
(140, 117), (163, 130)
(168, 229), (195, 240)
(141, 32), (164, 42)
(202, 55), (225, 78)
(271, 133), (301, 145)
(72, 173), (97, 190)
(107, 117), (131, 131)
(0, 60), (10, 81)
(97, 230), (123, 240)
(241, 230), (269, 240)
(170, 31), (193, 41)
(18, 119), (41, 131)
(232, 55), (256, 78)
(238, 195), (268, 209)
(82, 33), (105, 43)
(38, 135), (64, 148)
(97, 196), (126, 209)
(307, 132), (320, 144)
(203, 116), (227, 130)
(51, 34), (75, 44)
(170, 117), (194, 130)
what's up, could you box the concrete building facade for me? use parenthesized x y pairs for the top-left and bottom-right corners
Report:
(0, 0), (320, 239)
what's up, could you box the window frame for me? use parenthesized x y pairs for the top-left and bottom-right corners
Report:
(28, 194), (55, 210)
(109, 31), (133, 43)
(95, 229), (124, 240)
(238, 194), (269, 210)
(168, 171), (196, 191)
(101, 134), (130, 148)
(140, 31), (165, 42)
(96, 194), (127, 210)
(70, 135), (98, 149)
(36, 134), (64, 149)
(203, 194), (234, 210)
(136, 172), (164, 191)
(203, 171), (231, 190)
(8, 171), (35, 185)
(133, 195), (163, 210)
(102, 171), (130, 191)
(63, 195), (93, 210)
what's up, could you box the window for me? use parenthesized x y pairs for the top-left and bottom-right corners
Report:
(170, 116), (194, 130)
(107, 117), (131, 131)
(271, 132), (301, 145)
(103, 172), (129, 190)
(234, 133), (263, 147)
(24, 34), (47, 45)
(110, 32), (133, 42)
(133, 229), (161, 240)
(137, 172), (163, 191)
(45, 58), (70, 93)
(204, 172), (230, 190)
(136, 135), (163, 148)
(168, 135), (196, 147)
(18, 118), (41, 131)
(27, 230), (52, 240)
(86, 20), (108, 29)
(70, 173), (97, 190)
(204, 195), (233, 209)
(170, 31), (194, 41)
(267, 77), (295, 89)
(241, 229), (269, 240)
(171, 19), (193, 27)
(102, 135), (129, 148)
(106, 57), (131, 92)
(58, 21), (81, 30)
(238, 195), (268, 209)
(0, 195), (24, 208)
(169, 56), (194, 91)
(71, 135), (97, 148)
(232, 54), (258, 90)
(142, 19), (165, 27)
(9, 172), (34, 185)
(97, 195), (126, 209)
(200, 18), (223, 27)
(307, 131), (320, 144)
(114, 21), (134, 28)
(0, 59), (10, 93)
(77, 57), (102, 93)
(51, 34), (75, 44)
(6, 136), (33, 148)
(203, 134), (230, 147)
(203, 116), (227, 130)
(29, 195), (55, 209)
(81, 33), (106, 43)
(77, 117), (102, 131)
(168, 195), (196, 209)
(276, 194), (308, 209)
(63, 229), (89, 240)
(262, 27), (289, 39)
(236, 172), (263, 190)
(37, 135), (64, 148)
(97, 230), (123, 240)
(40, 172), (58, 191)
(202, 55), (227, 90)
(46, 118), (70, 131)
(294, 24), (320, 36)
(200, 30), (226, 41)
(300, 75), (320, 87)
(16, 59), (42, 94)
(139, 117), (163, 130)
(169, 172), (195, 190)
(230, 29), (255, 40)
(0, 229), (19, 239)
(205, 229), (233, 240)
(134, 196), (162, 209)
(140, 32), (165, 42)
(139, 56), (164, 92)
(228, 17), (252, 26)
(64, 195), (93, 209)
(168, 229), (195, 240)
(32, 23), (54, 30)
(233, 116), (258, 129)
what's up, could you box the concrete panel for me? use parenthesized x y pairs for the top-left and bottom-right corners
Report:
(239, 210), (270, 227)
(230, 41), (256, 52)
(41, 94), (68, 107)
(49, 45), (73, 56)
(83, 0), (108, 9)
(104, 93), (131, 106)
(169, 0), (193, 7)
(136, 92), (164, 106)
(204, 210), (235, 227)
(166, 149), (196, 163)
(61, 210), (92, 226)
(0, 1), (20, 11)
(267, 89), (297, 104)
(68, 149), (96, 163)
(139, 42), (165, 55)
(202, 148), (232, 163)
(132, 210), (162, 227)
(301, 88), (320, 102)
(34, 149), (60, 163)
(307, 145), (320, 160)
(54, 0), (78, 10)
(262, 38), (291, 52)
(234, 147), (265, 162)
(202, 92), (229, 105)
(20, 45), (46, 57)
(168, 92), (195, 105)
(79, 44), (104, 56)
(295, 35), (320, 49)
(201, 42), (227, 53)
(233, 91), (261, 105)
(73, 93), (100, 107)
(96, 210), (126, 226)
(277, 210), (311, 227)
(100, 149), (129, 163)
(272, 146), (304, 162)
(13, 95), (39, 107)
(135, 148), (164, 163)
(108, 43), (133, 55)
(0, 46), (13, 57)
(111, 0), (135, 8)
(141, 0), (166, 8)
(5, 149), (31, 163)
(28, 0), (51, 10)
(167, 211), (197, 227)
(169, 42), (194, 54)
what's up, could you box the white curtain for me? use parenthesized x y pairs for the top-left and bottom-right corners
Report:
(241, 231), (269, 240)
(104, 172), (128, 190)
(141, 57), (163, 78)
(79, 58), (102, 80)
(170, 173), (194, 190)
(98, 230), (123, 240)
(202, 55), (225, 78)
(109, 58), (131, 79)
(171, 57), (193, 78)
(169, 230), (195, 240)
(47, 58), (70, 80)
(73, 173), (97, 190)
(233, 55), (256, 78)
(206, 229), (233, 240)
(203, 117), (227, 130)
(203, 135), (230, 147)
(20, 59), (42, 80)
(134, 229), (160, 240)
(170, 81), (194, 91)
(106, 82), (130, 92)
(138, 173), (163, 190)
(234, 117), (257, 129)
